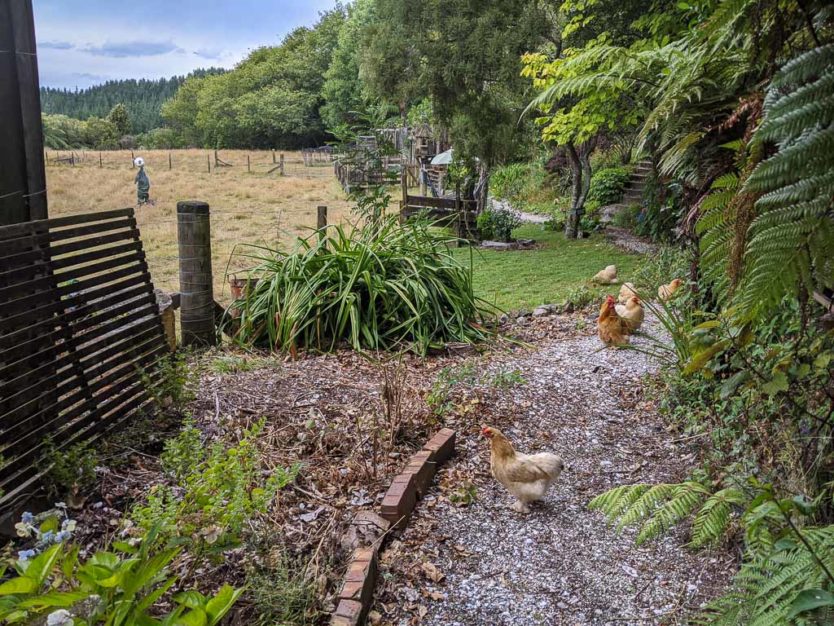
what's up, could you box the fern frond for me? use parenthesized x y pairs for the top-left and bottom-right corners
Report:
(701, 524), (834, 625)
(690, 487), (745, 548)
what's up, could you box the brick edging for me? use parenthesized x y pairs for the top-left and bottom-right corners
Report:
(330, 428), (456, 626)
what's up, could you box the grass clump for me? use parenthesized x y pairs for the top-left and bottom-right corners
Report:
(233, 215), (494, 355)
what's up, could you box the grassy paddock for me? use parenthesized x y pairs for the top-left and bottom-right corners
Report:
(455, 224), (641, 312)
(45, 149), (351, 301)
(45, 155), (641, 312)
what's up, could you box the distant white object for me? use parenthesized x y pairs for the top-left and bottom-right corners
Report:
(430, 149), (453, 165)
(134, 157), (145, 167)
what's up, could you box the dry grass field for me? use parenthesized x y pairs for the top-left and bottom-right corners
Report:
(45, 149), (352, 302)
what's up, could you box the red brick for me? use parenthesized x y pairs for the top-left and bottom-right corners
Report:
(338, 549), (378, 609)
(332, 599), (363, 625)
(404, 449), (436, 498)
(380, 473), (417, 527)
(423, 428), (456, 463)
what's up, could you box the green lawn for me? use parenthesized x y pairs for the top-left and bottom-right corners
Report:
(455, 224), (644, 312)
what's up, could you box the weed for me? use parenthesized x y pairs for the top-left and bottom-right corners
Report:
(426, 362), (479, 416)
(132, 419), (300, 551)
(489, 368), (526, 389)
(449, 481), (478, 506)
(245, 548), (319, 625)
(143, 351), (195, 411)
(42, 439), (98, 504)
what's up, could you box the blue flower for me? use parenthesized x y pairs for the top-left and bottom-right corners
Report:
(41, 530), (55, 543)
(55, 530), (71, 542)
(18, 549), (36, 561)
(21, 512), (34, 524)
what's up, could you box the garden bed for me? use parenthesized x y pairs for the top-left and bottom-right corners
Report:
(24, 346), (495, 623)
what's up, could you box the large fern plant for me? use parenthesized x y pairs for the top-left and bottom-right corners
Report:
(700, 44), (834, 317)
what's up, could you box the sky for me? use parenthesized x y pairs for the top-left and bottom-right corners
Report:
(33, 0), (340, 89)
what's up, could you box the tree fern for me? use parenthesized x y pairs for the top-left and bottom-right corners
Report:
(736, 44), (834, 318)
(700, 525), (834, 625)
(589, 482), (739, 546)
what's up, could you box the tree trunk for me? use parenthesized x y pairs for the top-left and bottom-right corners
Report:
(565, 144), (582, 238)
(475, 162), (490, 215)
(564, 140), (597, 239)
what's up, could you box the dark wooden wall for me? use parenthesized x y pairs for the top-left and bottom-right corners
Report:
(0, 0), (48, 225)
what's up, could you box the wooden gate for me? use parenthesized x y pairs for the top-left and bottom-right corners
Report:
(0, 208), (168, 505)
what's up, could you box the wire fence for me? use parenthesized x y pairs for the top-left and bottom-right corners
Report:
(43, 149), (337, 180)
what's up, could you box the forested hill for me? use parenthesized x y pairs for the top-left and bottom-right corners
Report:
(40, 69), (223, 134)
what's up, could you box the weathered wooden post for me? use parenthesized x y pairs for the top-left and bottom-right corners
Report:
(207, 153), (211, 173)
(99, 152), (102, 168)
(317, 205), (327, 230)
(130, 150), (135, 168)
(401, 166), (408, 210)
(272, 149), (276, 164)
(177, 200), (216, 347)
(169, 152), (172, 170)
(247, 154), (251, 173)
(280, 153), (285, 176)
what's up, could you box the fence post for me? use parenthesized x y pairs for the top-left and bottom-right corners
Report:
(207, 153), (211, 173)
(272, 149), (276, 164)
(280, 153), (284, 176)
(131, 150), (135, 168)
(177, 200), (216, 347)
(247, 154), (250, 173)
(99, 152), (102, 168)
(401, 167), (408, 209)
(169, 152), (172, 170)
(317, 205), (327, 230)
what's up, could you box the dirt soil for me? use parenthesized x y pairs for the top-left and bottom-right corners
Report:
(371, 314), (735, 626)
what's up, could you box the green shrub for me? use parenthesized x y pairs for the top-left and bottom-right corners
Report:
(233, 215), (495, 355)
(132, 419), (300, 551)
(612, 204), (641, 229)
(42, 440), (98, 503)
(587, 167), (631, 206)
(476, 205), (522, 242)
(490, 163), (531, 201)
(0, 528), (242, 625)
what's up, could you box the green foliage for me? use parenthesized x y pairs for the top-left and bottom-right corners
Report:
(489, 368), (526, 389)
(476, 205), (522, 242)
(233, 214), (495, 356)
(632, 245), (691, 296)
(426, 362), (479, 416)
(245, 548), (319, 625)
(42, 440), (98, 502)
(612, 204), (641, 229)
(490, 160), (568, 216)
(0, 529), (242, 625)
(734, 44), (834, 318)
(107, 103), (131, 136)
(138, 127), (186, 149)
(587, 167), (631, 206)
(143, 352), (195, 411)
(131, 419), (299, 551)
(162, 10), (345, 148)
(42, 114), (88, 150)
(40, 71), (220, 135)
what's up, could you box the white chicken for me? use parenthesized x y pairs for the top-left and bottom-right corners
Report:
(481, 426), (564, 513)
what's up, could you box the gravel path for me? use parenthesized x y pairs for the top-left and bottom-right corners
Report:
(373, 316), (733, 625)
(492, 198), (549, 224)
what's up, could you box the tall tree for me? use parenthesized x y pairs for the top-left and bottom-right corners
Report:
(363, 0), (549, 210)
(107, 103), (131, 136)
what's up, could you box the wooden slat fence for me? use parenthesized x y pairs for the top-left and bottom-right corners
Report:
(0, 208), (168, 505)
(400, 195), (479, 240)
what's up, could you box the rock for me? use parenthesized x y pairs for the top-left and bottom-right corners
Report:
(532, 307), (550, 318)
(499, 314), (509, 325)
(516, 316), (528, 326)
